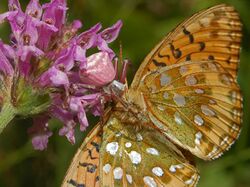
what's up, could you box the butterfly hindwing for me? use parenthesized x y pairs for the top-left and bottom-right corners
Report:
(139, 60), (242, 160)
(131, 4), (242, 89)
(99, 113), (199, 187)
(62, 124), (102, 187)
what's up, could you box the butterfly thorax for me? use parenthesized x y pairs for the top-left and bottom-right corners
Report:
(112, 88), (151, 129)
(103, 80), (150, 127)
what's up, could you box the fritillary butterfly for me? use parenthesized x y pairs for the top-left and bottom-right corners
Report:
(62, 4), (243, 187)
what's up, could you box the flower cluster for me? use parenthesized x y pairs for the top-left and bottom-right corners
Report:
(0, 0), (122, 150)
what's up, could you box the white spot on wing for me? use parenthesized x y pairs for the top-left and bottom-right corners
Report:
(195, 88), (204, 94)
(179, 66), (188, 75)
(173, 93), (186, 107)
(146, 148), (159, 155)
(195, 132), (203, 145)
(143, 176), (157, 187)
(129, 151), (141, 164)
(194, 115), (204, 126)
(152, 167), (164, 177)
(185, 174), (196, 185)
(220, 74), (231, 85)
(185, 75), (197, 86)
(231, 91), (237, 103)
(232, 108), (241, 119)
(106, 142), (119, 155)
(230, 123), (239, 133)
(125, 142), (132, 148)
(201, 105), (215, 116)
(115, 132), (121, 137)
(126, 174), (133, 184)
(103, 163), (111, 174)
(209, 99), (216, 104)
(169, 164), (183, 173)
(113, 167), (123, 180)
(207, 145), (219, 158)
(163, 92), (169, 99)
(220, 136), (230, 146)
(160, 73), (171, 86)
(157, 105), (165, 111)
(174, 112), (183, 125)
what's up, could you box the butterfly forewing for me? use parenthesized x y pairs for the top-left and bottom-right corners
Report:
(131, 4), (242, 89)
(62, 124), (102, 187)
(139, 60), (242, 160)
(99, 113), (199, 186)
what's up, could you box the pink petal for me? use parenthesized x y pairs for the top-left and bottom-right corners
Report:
(26, 0), (42, 19)
(100, 20), (123, 43)
(28, 116), (53, 151)
(8, 0), (21, 11)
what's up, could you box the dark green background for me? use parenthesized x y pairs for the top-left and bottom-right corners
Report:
(0, 0), (249, 186)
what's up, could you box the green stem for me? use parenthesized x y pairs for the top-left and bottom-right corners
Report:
(0, 102), (16, 134)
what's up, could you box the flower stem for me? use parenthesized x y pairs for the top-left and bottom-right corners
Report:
(0, 102), (16, 134)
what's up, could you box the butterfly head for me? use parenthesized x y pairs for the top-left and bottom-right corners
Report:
(103, 79), (126, 98)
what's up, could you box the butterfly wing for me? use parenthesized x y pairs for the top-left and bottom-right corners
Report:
(138, 60), (242, 160)
(129, 4), (243, 160)
(62, 124), (102, 187)
(131, 4), (242, 89)
(99, 113), (199, 187)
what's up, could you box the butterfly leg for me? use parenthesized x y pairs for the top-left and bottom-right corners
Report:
(119, 59), (130, 84)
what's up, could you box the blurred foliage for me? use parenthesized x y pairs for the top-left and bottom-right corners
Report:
(0, 0), (250, 187)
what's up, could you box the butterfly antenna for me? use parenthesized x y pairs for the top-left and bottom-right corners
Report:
(120, 59), (130, 84)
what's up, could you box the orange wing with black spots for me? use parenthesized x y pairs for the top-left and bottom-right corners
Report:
(131, 4), (242, 89)
(62, 124), (102, 187)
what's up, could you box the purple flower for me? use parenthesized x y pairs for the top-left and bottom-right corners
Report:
(26, 0), (42, 19)
(0, 11), (18, 24)
(28, 116), (53, 150)
(74, 23), (102, 66)
(16, 16), (44, 62)
(0, 0), (123, 150)
(0, 49), (14, 75)
(42, 0), (67, 30)
(38, 66), (69, 87)
(8, 0), (21, 11)
(96, 20), (123, 59)
(71, 20), (82, 32)
(0, 41), (16, 60)
(51, 105), (76, 144)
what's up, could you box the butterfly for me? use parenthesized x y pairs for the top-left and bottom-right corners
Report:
(62, 4), (243, 187)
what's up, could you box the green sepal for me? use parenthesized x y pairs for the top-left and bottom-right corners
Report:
(15, 77), (51, 116)
(0, 76), (16, 134)
(0, 102), (16, 134)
